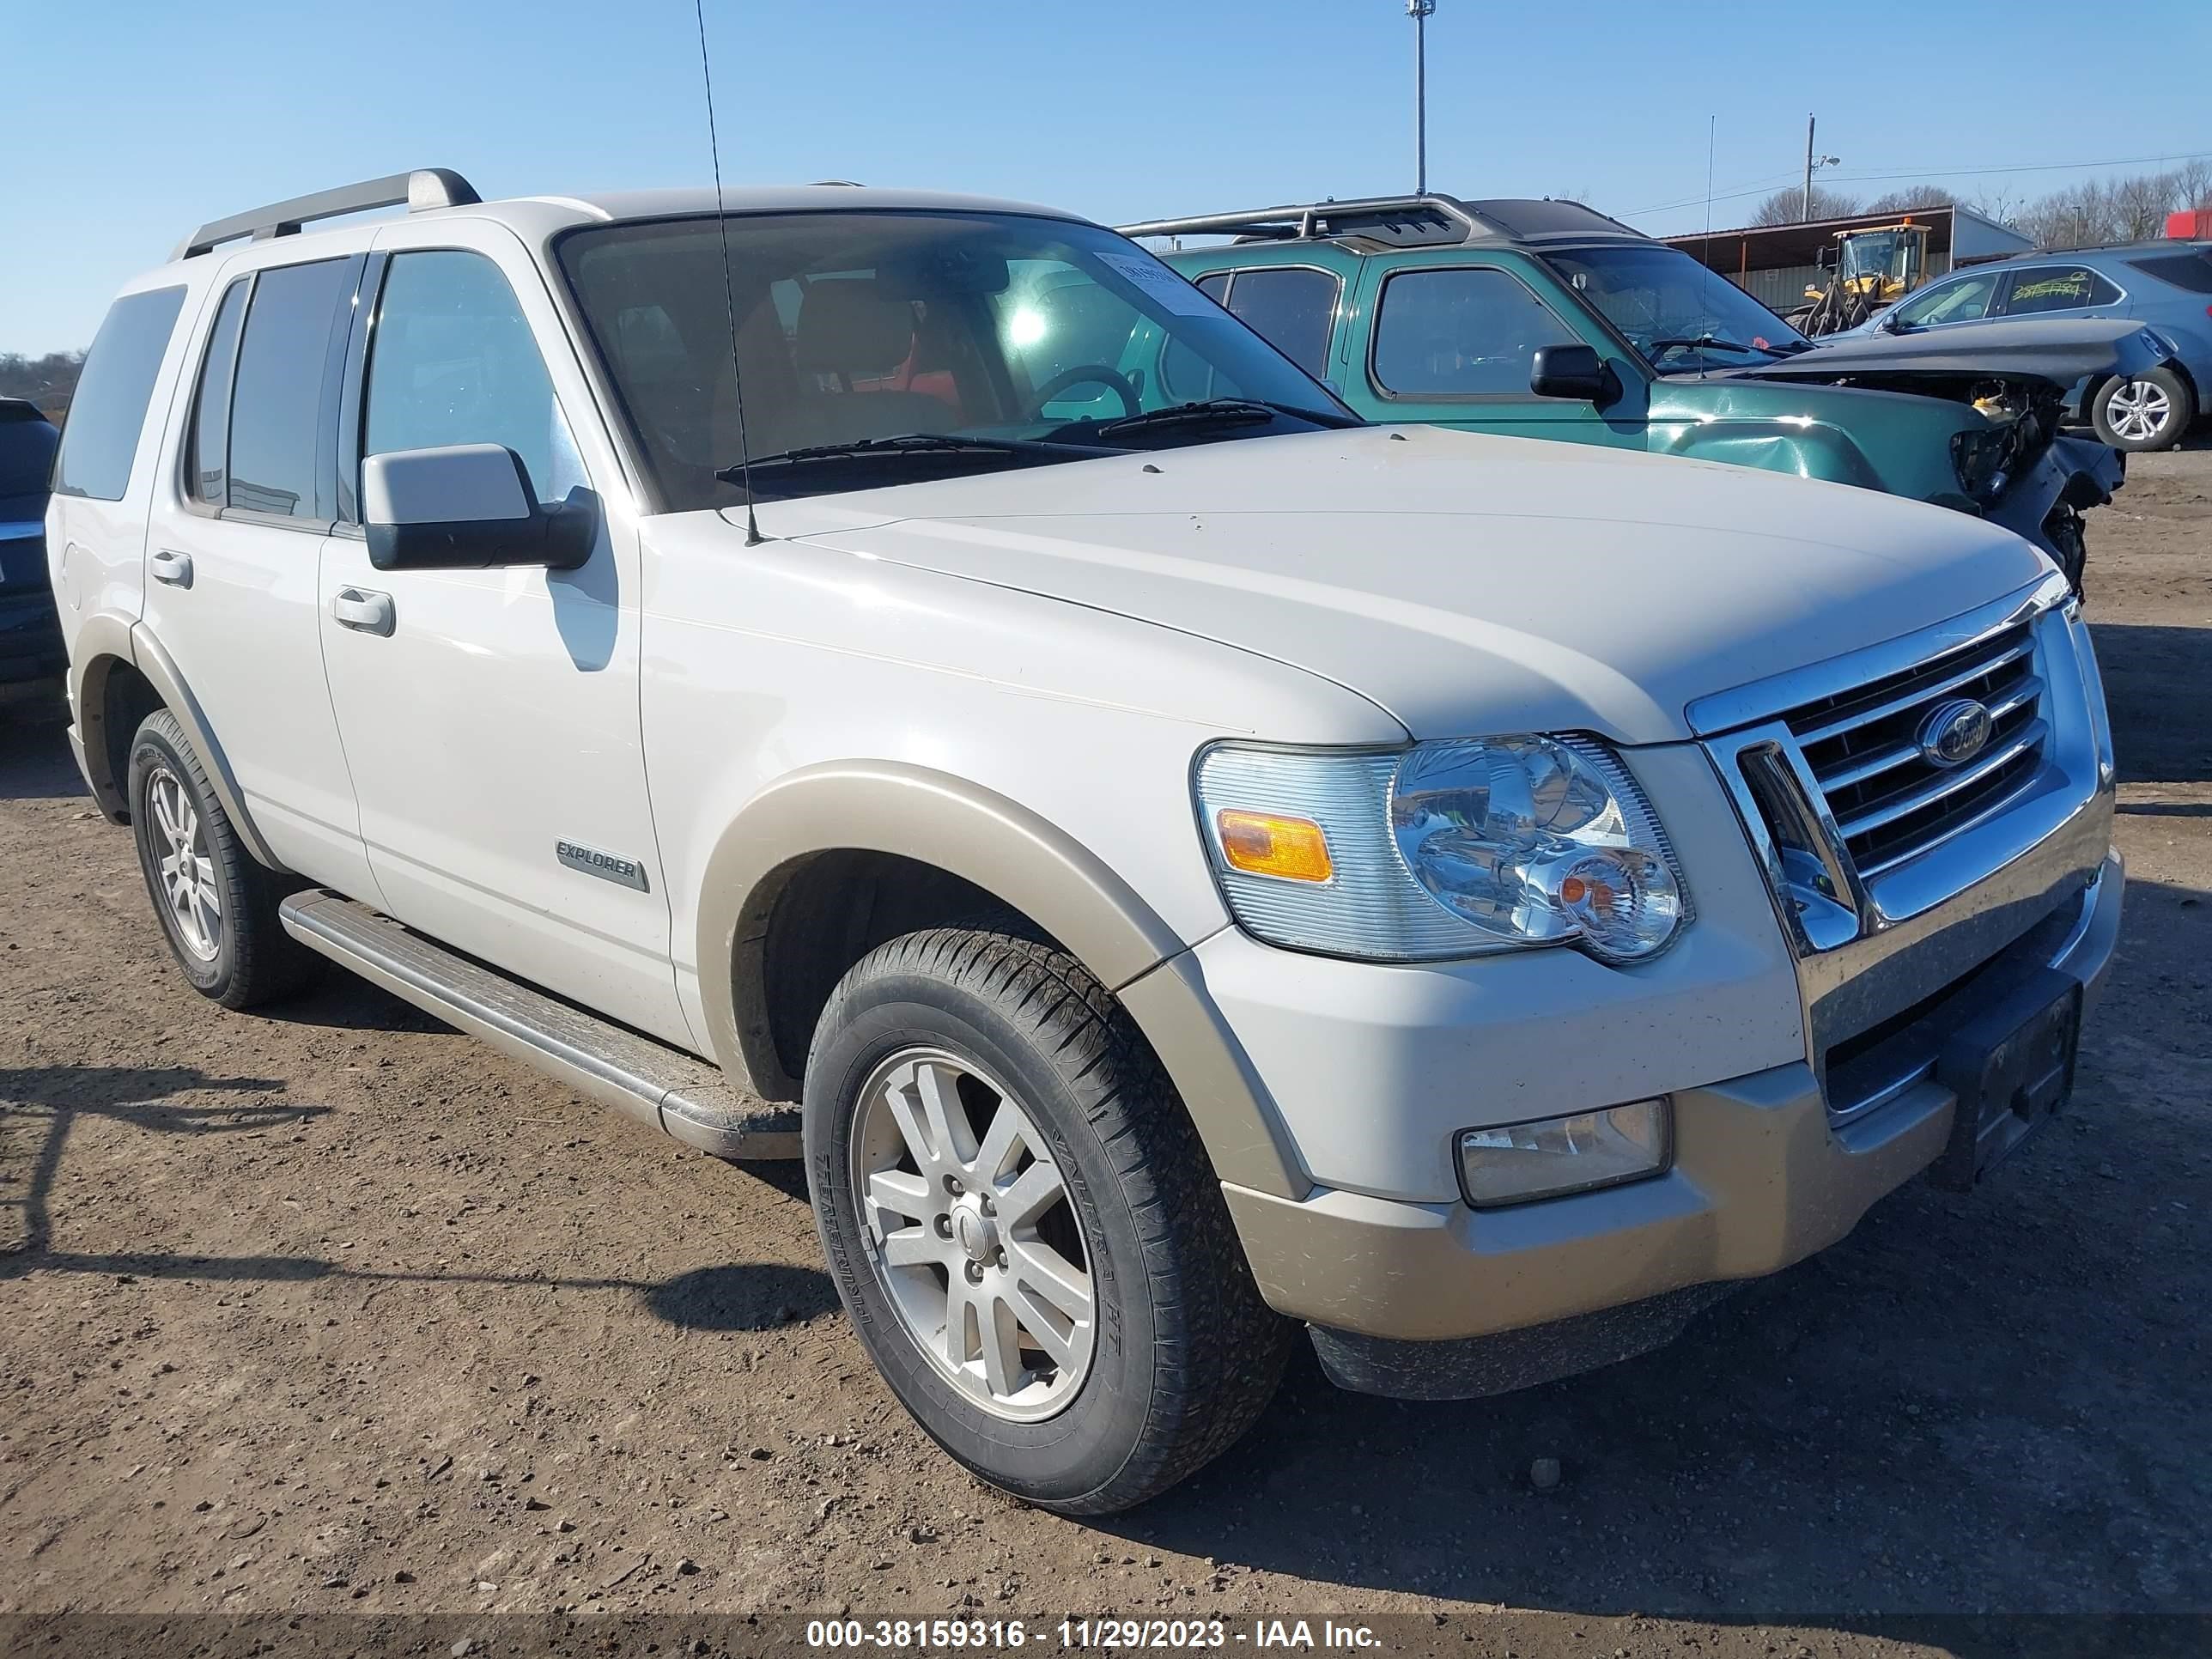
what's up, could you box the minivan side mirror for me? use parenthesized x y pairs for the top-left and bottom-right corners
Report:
(362, 444), (596, 573)
(1528, 343), (1620, 404)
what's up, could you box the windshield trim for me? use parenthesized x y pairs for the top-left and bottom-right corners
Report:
(549, 208), (1357, 516)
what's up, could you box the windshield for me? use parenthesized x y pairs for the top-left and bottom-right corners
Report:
(1542, 244), (1810, 371)
(556, 211), (1352, 509)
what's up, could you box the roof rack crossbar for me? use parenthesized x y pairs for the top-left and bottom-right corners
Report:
(1116, 194), (1483, 243)
(173, 167), (482, 262)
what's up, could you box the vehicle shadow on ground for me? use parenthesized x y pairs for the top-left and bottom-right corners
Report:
(2093, 622), (2212, 787)
(0, 691), (89, 805)
(0, 1062), (836, 1328)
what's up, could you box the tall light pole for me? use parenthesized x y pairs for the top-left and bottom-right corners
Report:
(1408, 0), (1436, 194)
(1802, 113), (1840, 222)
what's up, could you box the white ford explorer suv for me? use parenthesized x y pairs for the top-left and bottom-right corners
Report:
(50, 170), (2121, 1513)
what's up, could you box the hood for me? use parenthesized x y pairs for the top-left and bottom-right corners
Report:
(759, 425), (2050, 744)
(1741, 317), (2174, 392)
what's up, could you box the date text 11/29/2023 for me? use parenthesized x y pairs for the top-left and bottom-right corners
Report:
(805, 1619), (1382, 1650)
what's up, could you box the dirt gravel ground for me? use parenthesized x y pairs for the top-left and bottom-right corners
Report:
(2, 446), (2208, 1658)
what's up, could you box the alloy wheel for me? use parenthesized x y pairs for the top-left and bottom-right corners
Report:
(2106, 378), (2173, 444)
(849, 1048), (1096, 1422)
(148, 766), (222, 962)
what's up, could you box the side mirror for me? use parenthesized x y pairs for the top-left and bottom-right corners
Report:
(363, 444), (596, 573)
(1875, 308), (1905, 334)
(1528, 343), (1620, 404)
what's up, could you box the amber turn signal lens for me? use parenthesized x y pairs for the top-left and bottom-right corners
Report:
(1215, 810), (1334, 883)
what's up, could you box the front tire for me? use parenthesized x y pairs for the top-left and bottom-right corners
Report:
(804, 927), (1293, 1514)
(127, 708), (320, 1008)
(2092, 368), (2193, 451)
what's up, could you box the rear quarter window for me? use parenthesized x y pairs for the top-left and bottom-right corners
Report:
(2125, 252), (2212, 295)
(52, 287), (187, 501)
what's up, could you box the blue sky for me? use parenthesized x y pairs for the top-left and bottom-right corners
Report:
(6, 0), (2208, 352)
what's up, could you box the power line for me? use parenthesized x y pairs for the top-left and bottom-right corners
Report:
(1624, 148), (2212, 220)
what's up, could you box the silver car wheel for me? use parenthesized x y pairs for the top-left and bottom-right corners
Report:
(148, 766), (222, 962)
(849, 1047), (1097, 1423)
(2106, 378), (2173, 444)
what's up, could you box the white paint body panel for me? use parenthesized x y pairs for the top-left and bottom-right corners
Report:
(769, 423), (2052, 745)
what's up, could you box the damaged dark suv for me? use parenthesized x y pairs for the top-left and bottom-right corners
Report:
(1130, 195), (2150, 588)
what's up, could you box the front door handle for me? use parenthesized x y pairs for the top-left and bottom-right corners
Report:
(331, 587), (395, 637)
(150, 549), (193, 588)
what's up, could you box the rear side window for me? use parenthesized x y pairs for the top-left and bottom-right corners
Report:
(2126, 252), (2212, 295)
(185, 278), (250, 507)
(2002, 266), (2122, 315)
(0, 415), (59, 501)
(1372, 267), (1577, 397)
(226, 258), (354, 519)
(52, 287), (186, 501)
(1222, 268), (1340, 378)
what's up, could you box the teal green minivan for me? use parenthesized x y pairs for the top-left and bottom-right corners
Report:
(1128, 196), (2125, 586)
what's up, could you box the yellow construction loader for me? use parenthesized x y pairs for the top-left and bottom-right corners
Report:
(1788, 220), (1933, 336)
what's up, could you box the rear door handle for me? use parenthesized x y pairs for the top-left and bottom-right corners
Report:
(331, 587), (395, 637)
(150, 549), (193, 588)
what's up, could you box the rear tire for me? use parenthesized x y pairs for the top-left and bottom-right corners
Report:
(2092, 367), (2193, 451)
(127, 708), (320, 1009)
(804, 926), (1294, 1515)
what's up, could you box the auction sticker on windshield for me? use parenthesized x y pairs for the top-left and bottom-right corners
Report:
(1097, 251), (1217, 315)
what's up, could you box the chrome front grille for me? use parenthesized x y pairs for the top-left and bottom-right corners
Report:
(1778, 618), (2048, 881)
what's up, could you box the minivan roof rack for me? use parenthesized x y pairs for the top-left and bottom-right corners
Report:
(173, 167), (482, 262)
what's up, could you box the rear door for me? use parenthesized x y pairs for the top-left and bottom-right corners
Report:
(316, 223), (684, 1045)
(137, 253), (378, 897)
(1994, 263), (2124, 320)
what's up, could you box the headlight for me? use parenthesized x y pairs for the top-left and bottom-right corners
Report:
(1194, 735), (1690, 963)
(1950, 425), (2009, 503)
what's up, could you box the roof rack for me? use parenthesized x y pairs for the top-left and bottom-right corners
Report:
(1116, 194), (1485, 245)
(173, 167), (482, 262)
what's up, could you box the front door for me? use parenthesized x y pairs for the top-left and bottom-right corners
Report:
(1343, 258), (1646, 449)
(316, 230), (686, 1047)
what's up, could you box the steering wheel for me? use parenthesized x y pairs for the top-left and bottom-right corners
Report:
(1024, 364), (1140, 422)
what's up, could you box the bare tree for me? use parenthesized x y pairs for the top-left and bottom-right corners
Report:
(1864, 185), (1956, 215)
(1751, 185), (1861, 226)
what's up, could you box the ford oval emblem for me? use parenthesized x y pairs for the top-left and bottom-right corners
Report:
(1917, 698), (1994, 768)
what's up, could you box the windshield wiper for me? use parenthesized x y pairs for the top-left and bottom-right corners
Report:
(1645, 335), (1791, 360)
(715, 432), (1109, 483)
(1066, 398), (1357, 441)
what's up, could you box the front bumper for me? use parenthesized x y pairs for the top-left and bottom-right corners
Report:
(1983, 434), (2123, 581)
(1223, 851), (2119, 1364)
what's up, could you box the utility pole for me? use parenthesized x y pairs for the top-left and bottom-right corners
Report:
(1409, 0), (1436, 194)
(1802, 114), (1839, 222)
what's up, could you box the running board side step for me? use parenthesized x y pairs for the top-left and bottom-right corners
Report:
(279, 890), (800, 1160)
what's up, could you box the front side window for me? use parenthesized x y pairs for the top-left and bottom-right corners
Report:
(52, 286), (186, 501)
(2001, 265), (2122, 316)
(227, 258), (355, 519)
(1893, 271), (2000, 327)
(1371, 267), (1579, 397)
(556, 212), (1352, 511)
(363, 250), (585, 508)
